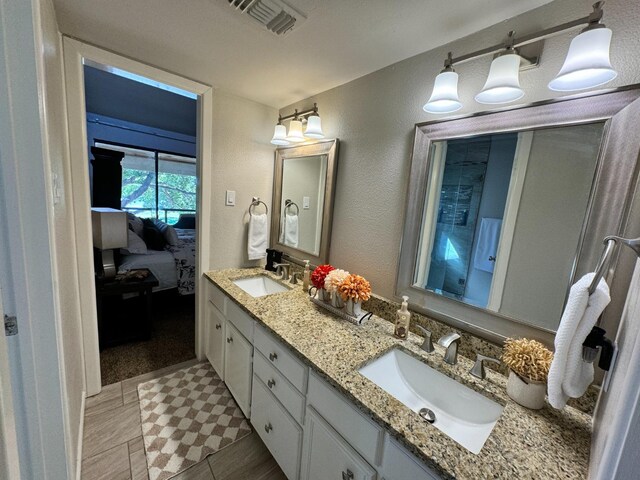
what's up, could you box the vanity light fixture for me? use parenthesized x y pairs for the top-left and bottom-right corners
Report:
(422, 1), (617, 114)
(423, 53), (462, 114)
(270, 103), (325, 145)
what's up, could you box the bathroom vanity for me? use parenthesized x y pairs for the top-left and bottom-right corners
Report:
(204, 268), (590, 480)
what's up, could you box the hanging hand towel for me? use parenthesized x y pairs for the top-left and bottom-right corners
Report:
(473, 218), (502, 273)
(248, 213), (268, 261)
(547, 272), (610, 409)
(284, 214), (299, 248)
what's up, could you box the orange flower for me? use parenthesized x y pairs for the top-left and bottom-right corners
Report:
(338, 274), (371, 302)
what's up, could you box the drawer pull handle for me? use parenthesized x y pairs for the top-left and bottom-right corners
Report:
(264, 422), (273, 433)
(269, 352), (278, 361)
(226, 337), (233, 343)
(215, 324), (221, 330)
(342, 470), (354, 480)
(267, 379), (276, 389)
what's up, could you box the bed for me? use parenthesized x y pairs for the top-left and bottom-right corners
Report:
(119, 227), (196, 295)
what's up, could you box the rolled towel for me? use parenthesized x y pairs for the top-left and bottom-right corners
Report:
(248, 213), (268, 261)
(548, 272), (610, 409)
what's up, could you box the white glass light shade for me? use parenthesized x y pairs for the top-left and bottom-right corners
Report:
(286, 120), (305, 143)
(423, 70), (462, 113)
(475, 53), (524, 104)
(270, 124), (290, 146)
(548, 28), (617, 92)
(304, 115), (325, 138)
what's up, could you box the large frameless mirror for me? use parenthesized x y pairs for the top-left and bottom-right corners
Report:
(397, 88), (640, 345)
(271, 140), (339, 265)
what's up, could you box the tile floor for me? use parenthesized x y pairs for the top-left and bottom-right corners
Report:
(81, 358), (286, 480)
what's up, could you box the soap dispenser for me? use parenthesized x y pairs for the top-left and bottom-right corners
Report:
(302, 260), (311, 292)
(394, 296), (411, 339)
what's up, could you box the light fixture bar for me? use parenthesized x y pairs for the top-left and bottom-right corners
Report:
(449, 2), (604, 67)
(279, 103), (319, 123)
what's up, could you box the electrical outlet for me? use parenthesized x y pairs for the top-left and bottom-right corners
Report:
(225, 190), (236, 206)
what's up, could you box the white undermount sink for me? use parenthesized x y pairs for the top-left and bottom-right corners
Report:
(359, 348), (504, 454)
(233, 275), (289, 298)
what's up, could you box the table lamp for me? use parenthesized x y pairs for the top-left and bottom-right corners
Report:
(91, 207), (128, 278)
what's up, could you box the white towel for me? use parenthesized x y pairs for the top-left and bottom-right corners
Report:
(247, 213), (268, 260)
(283, 214), (298, 248)
(547, 272), (610, 409)
(473, 218), (502, 273)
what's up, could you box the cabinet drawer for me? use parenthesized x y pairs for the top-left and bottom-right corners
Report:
(224, 322), (252, 418)
(252, 377), (303, 480)
(226, 299), (255, 343)
(254, 351), (305, 424)
(206, 280), (227, 315)
(206, 301), (225, 380)
(380, 435), (439, 480)
(301, 407), (376, 480)
(307, 372), (383, 467)
(254, 326), (307, 393)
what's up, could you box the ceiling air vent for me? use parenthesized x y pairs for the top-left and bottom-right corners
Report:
(227, 0), (306, 36)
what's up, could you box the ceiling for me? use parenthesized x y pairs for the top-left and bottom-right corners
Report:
(53, 0), (554, 108)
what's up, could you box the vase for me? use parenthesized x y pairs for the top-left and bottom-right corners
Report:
(318, 288), (331, 302)
(345, 299), (362, 317)
(506, 370), (547, 410)
(331, 291), (344, 308)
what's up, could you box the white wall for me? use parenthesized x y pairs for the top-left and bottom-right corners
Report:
(281, 0), (640, 300)
(209, 91), (277, 269)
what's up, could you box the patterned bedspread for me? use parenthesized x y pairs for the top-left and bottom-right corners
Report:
(166, 229), (196, 295)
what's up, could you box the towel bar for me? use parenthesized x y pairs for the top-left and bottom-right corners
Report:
(249, 197), (269, 217)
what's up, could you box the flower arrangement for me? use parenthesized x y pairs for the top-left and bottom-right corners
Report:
(502, 338), (553, 382)
(311, 264), (335, 289)
(338, 274), (372, 303)
(324, 269), (350, 293)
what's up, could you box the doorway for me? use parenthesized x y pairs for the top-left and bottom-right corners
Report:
(63, 38), (213, 396)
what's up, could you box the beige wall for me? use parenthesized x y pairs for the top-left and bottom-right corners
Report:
(282, 0), (640, 299)
(39, 0), (85, 475)
(209, 91), (277, 269)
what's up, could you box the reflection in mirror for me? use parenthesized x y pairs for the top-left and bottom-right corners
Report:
(414, 123), (604, 331)
(279, 155), (328, 255)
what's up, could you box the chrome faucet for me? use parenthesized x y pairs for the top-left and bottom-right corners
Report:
(273, 263), (291, 281)
(437, 332), (461, 365)
(415, 325), (434, 353)
(470, 353), (501, 380)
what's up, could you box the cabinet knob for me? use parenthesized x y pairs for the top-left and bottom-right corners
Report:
(342, 470), (354, 480)
(215, 324), (221, 330)
(267, 379), (276, 389)
(226, 337), (233, 343)
(269, 352), (278, 361)
(264, 422), (273, 433)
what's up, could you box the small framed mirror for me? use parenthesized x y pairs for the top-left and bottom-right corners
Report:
(271, 139), (339, 265)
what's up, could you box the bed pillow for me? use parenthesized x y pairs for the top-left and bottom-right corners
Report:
(121, 230), (148, 255)
(154, 220), (179, 246)
(142, 218), (167, 250)
(127, 213), (144, 238)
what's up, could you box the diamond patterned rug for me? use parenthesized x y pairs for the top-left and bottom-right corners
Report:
(138, 362), (252, 480)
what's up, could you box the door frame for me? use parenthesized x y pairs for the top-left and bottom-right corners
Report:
(62, 37), (213, 395)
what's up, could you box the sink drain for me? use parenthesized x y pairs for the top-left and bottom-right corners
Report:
(419, 407), (436, 424)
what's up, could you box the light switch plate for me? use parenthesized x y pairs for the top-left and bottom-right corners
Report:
(225, 190), (236, 206)
(303, 196), (310, 209)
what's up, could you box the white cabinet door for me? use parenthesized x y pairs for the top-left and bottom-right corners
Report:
(301, 407), (377, 480)
(224, 321), (253, 418)
(205, 301), (226, 380)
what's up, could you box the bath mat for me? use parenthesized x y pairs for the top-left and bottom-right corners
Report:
(138, 362), (251, 480)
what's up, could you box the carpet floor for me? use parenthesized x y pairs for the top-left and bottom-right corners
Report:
(100, 290), (196, 386)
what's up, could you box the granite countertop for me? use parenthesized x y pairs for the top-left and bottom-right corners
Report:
(205, 268), (591, 480)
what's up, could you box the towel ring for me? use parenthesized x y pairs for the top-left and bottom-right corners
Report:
(284, 199), (299, 215)
(249, 197), (268, 217)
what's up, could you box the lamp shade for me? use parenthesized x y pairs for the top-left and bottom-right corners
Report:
(423, 70), (462, 114)
(286, 120), (305, 143)
(91, 208), (128, 249)
(304, 115), (325, 138)
(548, 27), (617, 92)
(475, 53), (524, 104)
(270, 124), (290, 146)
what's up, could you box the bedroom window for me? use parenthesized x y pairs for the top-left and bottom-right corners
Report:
(94, 142), (196, 224)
